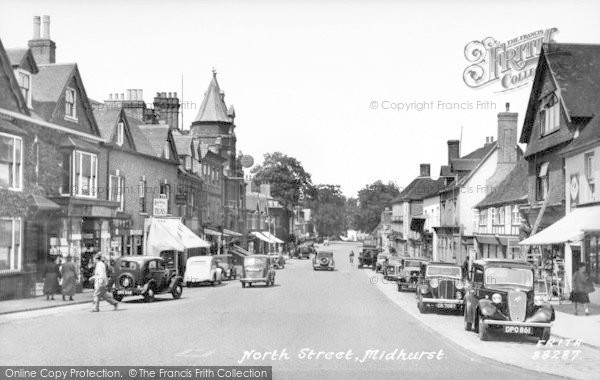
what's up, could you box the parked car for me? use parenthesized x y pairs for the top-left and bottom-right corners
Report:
(416, 262), (465, 313)
(397, 258), (428, 291)
(298, 245), (314, 259)
(269, 253), (285, 269)
(313, 251), (335, 271)
(383, 258), (404, 281)
(463, 259), (555, 343)
(214, 254), (237, 280)
(184, 256), (223, 286)
(240, 255), (276, 287)
(358, 249), (377, 269)
(376, 253), (391, 273)
(112, 256), (183, 302)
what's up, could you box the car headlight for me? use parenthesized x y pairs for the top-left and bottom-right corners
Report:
(534, 295), (543, 306)
(430, 278), (439, 288)
(491, 293), (502, 304)
(456, 291), (462, 299)
(122, 277), (130, 287)
(455, 281), (464, 290)
(420, 286), (429, 294)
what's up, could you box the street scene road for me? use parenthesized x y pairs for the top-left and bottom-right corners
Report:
(0, 243), (568, 380)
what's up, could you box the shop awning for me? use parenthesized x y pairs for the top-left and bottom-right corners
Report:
(251, 231), (272, 243)
(223, 229), (242, 237)
(230, 245), (250, 257)
(204, 228), (222, 236)
(520, 205), (600, 245)
(147, 218), (210, 256)
(262, 231), (284, 244)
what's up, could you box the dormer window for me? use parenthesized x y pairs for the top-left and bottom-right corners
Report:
(116, 122), (124, 146)
(540, 93), (559, 136)
(16, 70), (31, 108)
(65, 88), (77, 120)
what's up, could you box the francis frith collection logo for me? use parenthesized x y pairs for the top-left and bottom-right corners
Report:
(463, 28), (558, 91)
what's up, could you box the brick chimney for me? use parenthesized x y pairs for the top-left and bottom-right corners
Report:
(28, 15), (56, 64)
(153, 91), (180, 130)
(486, 102), (519, 189)
(447, 140), (460, 165)
(419, 163), (431, 177)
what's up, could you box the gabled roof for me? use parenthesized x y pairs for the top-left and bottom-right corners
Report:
(441, 141), (498, 193)
(124, 115), (159, 157)
(392, 177), (446, 203)
(521, 43), (600, 144)
(6, 48), (38, 74)
(172, 132), (193, 157)
(0, 39), (30, 115)
(561, 112), (600, 156)
(92, 107), (121, 140)
(138, 124), (178, 160)
(202, 149), (227, 164)
(476, 159), (528, 209)
(193, 72), (232, 124)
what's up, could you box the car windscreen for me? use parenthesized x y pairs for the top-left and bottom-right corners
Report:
(404, 260), (422, 267)
(188, 260), (211, 268)
(426, 266), (461, 277)
(317, 252), (333, 257)
(484, 267), (533, 287)
(245, 257), (267, 266)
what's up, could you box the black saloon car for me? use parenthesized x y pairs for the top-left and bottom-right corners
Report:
(112, 256), (183, 302)
(416, 262), (465, 313)
(463, 259), (554, 343)
(313, 251), (335, 271)
(397, 258), (428, 291)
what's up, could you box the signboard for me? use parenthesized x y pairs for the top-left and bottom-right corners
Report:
(570, 174), (579, 205)
(175, 193), (187, 205)
(153, 198), (168, 216)
(240, 155), (254, 168)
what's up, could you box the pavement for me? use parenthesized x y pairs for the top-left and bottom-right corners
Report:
(0, 288), (94, 315)
(0, 243), (597, 379)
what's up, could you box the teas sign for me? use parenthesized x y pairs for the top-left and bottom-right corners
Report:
(463, 28), (558, 91)
(153, 198), (168, 216)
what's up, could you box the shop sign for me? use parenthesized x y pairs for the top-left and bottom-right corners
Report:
(570, 174), (579, 205)
(130, 229), (142, 236)
(175, 193), (187, 205)
(153, 198), (168, 216)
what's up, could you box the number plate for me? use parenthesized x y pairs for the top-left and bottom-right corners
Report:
(408, 284), (417, 289)
(504, 325), (532, 335)
(436, 303), (456, 309)
(117, 290), (132, 295)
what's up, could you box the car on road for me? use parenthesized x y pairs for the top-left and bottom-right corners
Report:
(297, 245), (314, 259)
(112, 256), (183, 302)
(184, 256), (223, 287)
(313, 250), (335, 271)
(358, 249), (378, 269)
(416, 262), (465, 313)
(463, 259), (555, 343)
(240, 255), (276, 287)
(214, 254), (237, 280)
(383, 258), (404, 281)
(397, 258), (428, 291)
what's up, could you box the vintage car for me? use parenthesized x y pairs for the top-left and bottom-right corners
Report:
(112, 256), (183, 302)
(463, 259), (555, 343)
(358, 249), (378, 269)
(269, 253), (286, 269)
(184, 256), (223, 286)
(376, 253), (392, 273)
(313, 251), (335, 271)
(397, 258), (428, 291)
(240, 255), (276, 287)
(416, 262), (465, 313)
(297, 245), (314, 259)
(383, 258), (404, 281)
(213, 254), (237, 280)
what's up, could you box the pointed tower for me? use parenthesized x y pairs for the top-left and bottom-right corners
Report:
(190, 70), (237, 174)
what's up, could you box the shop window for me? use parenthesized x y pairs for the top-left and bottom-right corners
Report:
(585, 151), (595, 198)
(536, 162), (549, 201)
(0, 218), (21, 272)
(540, 94), (559, 136)
(109, 174), (125, 211)
(73, 151), (97, 197)
(0, 133), (23, 190)
(65, 88), (77, 120)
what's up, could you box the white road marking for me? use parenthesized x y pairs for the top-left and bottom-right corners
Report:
(175, 349), (215, 358)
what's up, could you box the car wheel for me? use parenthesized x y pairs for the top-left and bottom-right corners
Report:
(144, 287), (155, 303)
(464, 307), (472, 331)
(241, 282), (246, 288)
(172, 283), (183, 299)
(418, 300), (427, 314)
(113, 292), (124, 302)
(478, 313), (489, 341)
(539, 328), (551, 344)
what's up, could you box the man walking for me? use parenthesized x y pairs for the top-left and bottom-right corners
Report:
(90, 253), (118, 312)
(349, 250), (355, 266)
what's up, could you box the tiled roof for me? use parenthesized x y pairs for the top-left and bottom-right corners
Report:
(193, 73), (232, 124)
(476, 159), (528, 208)
(441, 142), (497, 193)
(92, 107), (120, 140)
(562, 113), (600, 155)
(125, 117), (157, 157)
(137, 124), (170, 158)
(172, 133), (193, 156)
(392, 177), (446, 203)
(462, 142), (496, 159)
(31, 63), (75, 120)
(6, 48), (28, 66)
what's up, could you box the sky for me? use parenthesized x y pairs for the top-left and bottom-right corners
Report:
(1, 0), (600, 197)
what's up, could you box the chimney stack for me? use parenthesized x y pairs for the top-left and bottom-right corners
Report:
(497, 103), (518, 164)
(153, 90), (180, 130)
(28, 15), (56, 64)
(447, 140), (460, 165)
(419, 163), (431, 177)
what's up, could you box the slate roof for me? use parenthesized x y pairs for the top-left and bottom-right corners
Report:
(476, 159), (528, 209)
(561, 113), (600, 156)
(193, 73), (232, 124)
(31, 63), (76, 120)
(137, 124), (171, 158)
(172, 132), (193, 156)
(125, 117), (158, 157)
(441, 141), (498, 193)
(92, 107), (120, 140)
(392, 177), (446, 203)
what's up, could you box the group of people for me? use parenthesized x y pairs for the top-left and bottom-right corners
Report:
(42, 252), (119, 312)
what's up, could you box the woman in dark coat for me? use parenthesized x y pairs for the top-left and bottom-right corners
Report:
(572, 263), (592, 316)
(61, 255), (78, 301)
(43, 256), (61, 300)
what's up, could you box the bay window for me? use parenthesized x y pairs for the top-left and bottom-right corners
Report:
(109, 174), (125, 211)
(0, 133), (23, 190)
(0, 218), (21, 272)
(73, 151), (97, 197)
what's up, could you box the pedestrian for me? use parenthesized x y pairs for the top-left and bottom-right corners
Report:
(571, 263), (594, 316)
(60, 255), (78, 301)
(462, 257), (470, 279)
(42, 255), (61, 300)
(349, 250), (355, 266)
(90, 253), (118, 312)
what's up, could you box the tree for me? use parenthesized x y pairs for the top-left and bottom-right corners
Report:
(354, 181), (400, 233)
(251, 152), (314, 206)
(305, 184), (347, 237)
